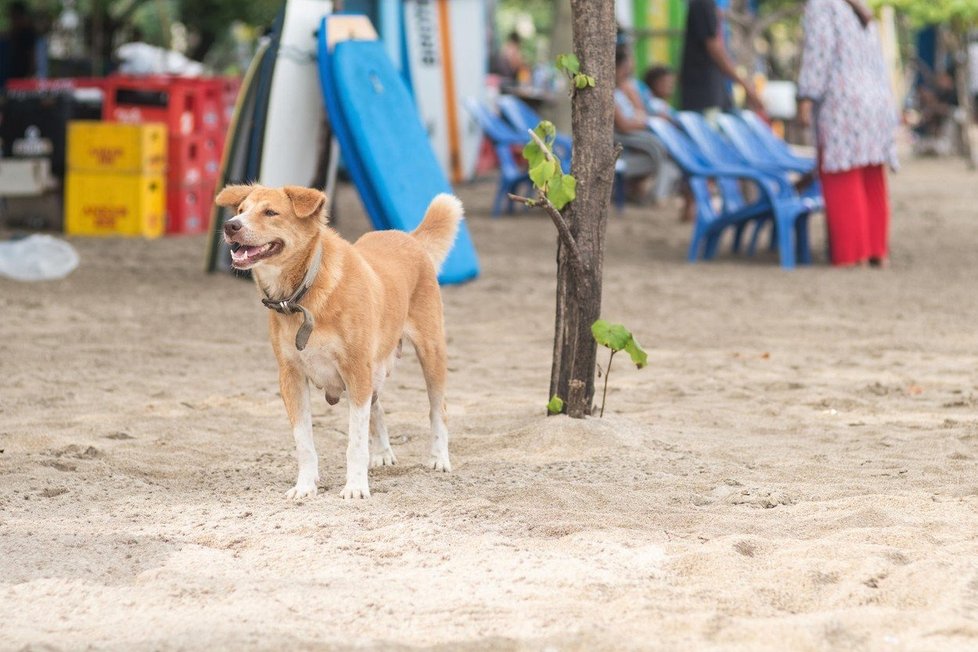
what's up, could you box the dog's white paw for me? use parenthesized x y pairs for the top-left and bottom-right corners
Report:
(428, 453), (452, 473)
(370, 448), (398, 468)
(339, 481), (371, 500)
(285, 479), (319, 501)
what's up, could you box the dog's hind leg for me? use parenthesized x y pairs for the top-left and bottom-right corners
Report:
(280, 363), (319, 500)
(369, 396), (398, 468)
(412, 332), (452, 473)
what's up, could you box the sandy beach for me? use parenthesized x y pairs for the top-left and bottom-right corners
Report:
(2, 156), (978, 651)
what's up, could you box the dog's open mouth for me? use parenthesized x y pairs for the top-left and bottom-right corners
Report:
(229, 240), (283, 268)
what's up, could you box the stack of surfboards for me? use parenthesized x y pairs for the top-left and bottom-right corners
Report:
(207, 0), (481, 284)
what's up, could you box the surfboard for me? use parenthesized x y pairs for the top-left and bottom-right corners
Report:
(402, 0), (486, 184)
(245, 8), (285, 183)
(343, 0), (403, 74)
(205, 39), (270, 273)
(444, 0), (487, 182)
(258, 0), (333, 187)
(402, 1), (449, 177)
(317, 16), (390, 232)
(317, 14), (479, 285)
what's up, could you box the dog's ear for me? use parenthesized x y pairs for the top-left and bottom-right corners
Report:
(214, 184), (254, 208)
(283, 186), (327, 220)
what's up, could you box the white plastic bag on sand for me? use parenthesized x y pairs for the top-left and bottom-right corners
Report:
(0, 235), (79, 281)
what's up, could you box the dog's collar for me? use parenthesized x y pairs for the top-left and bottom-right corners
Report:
(259, 244), (323, 351)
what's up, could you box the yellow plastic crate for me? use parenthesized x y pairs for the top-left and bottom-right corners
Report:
(65, 171), (165, 238)
(67, 121), (167, 174)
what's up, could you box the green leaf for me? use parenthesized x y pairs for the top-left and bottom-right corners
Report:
(586, 75), (596, 88)
(533, 120), (557, 147)
(624, 336), (648, 369)
(591, 320), (631, 352)
(574, 74), (589, 89)
(547, 173), (576, 211)
(523, 121), (557, 171)
(522, 140), (544, 169)
(555, 53), (580, 76)
(546, 395), (564, 415)
(529, 159), (557, 189)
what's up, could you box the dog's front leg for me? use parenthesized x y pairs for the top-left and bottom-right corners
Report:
(280, 362), (319, 500)
(340, 368), (373, 499)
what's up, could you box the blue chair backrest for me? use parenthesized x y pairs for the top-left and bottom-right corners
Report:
(464, 97), (524, 144)
(676, 111), (748, 211)
(677, 112), (742, 166)
(740, 110), (814, 171)
(741, 111), (789, 155)
(497, 94), (539, 134)
(497, 94), (572, 172)
(715, 112), (771, 167)
(463, 98), (526, 181)
(646, 116), (714, 208)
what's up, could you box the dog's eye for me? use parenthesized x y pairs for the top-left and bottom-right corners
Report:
(264, 209), (278, 217)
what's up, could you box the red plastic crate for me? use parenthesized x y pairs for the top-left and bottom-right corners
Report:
(166, 181), (207, 235)
(168, 135), (204, 186)
(167, 133), (222, 188)
(199, 133), (222, 181)
(102, 75), (229, 138)
(196, 81), (223, 134)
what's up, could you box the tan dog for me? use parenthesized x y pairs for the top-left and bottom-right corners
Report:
(215, 184), (461, 500)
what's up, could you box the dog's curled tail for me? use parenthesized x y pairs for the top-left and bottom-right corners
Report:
(412, 193), (463, 271)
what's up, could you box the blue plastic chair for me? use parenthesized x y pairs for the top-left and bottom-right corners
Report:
(648, 116), (815, 269)
(715, 112), (822, 204)
(740, 110), (817, 173)
(496, 95), (572, 172)
(464, 98), (533, 217)
(676, 111), (817, 265)
(497, 94), (633, 213)
(675, 111), (758, 250)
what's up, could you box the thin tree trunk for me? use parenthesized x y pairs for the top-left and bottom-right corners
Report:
(953, 40), (976, 168)
(549, 0), (617, 418)
(939, 27), (975, 167)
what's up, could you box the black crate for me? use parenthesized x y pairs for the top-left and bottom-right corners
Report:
(0, 89), (102, 179)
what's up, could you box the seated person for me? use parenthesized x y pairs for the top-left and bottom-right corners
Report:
(641, 65), (679, 120)
(614, 45), (666, 203)
(612, 53), (690, 218)
(494, 31), (528, 91)
(914, 72), (959, 156)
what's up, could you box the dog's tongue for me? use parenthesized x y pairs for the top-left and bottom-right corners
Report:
(231, 244), (264, 261)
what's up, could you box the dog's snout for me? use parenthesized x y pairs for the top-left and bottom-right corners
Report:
(224, 219), (243, 237)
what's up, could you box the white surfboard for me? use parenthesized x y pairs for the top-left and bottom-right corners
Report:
(259, 0), (333, 187)
(403, 0), (486, 184)
(446, 0), (488, 182)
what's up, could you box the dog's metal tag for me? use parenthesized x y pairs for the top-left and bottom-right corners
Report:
(258, 244), (323, 351)
(294, 305), (315, 351)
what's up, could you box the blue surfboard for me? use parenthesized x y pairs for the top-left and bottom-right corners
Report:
(317, 15), (479, 285)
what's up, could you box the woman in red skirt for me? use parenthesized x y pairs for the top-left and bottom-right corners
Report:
(797, 0), (898, 267)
